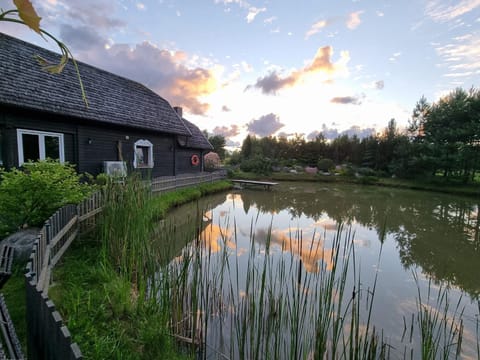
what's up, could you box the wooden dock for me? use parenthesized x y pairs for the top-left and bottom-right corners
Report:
(231, 179), (278, 190)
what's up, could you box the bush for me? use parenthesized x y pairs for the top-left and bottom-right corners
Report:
(239, 156), (272, 175)
(357, 167), (377, 177)
(204, 151), (221, 171)
(317, 158), (335, 172)
(0, 160), (92, 238)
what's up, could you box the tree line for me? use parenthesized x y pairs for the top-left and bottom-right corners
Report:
(213, 87), (479, 182)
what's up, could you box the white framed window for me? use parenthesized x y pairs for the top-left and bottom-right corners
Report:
(16, 129), (65, 166)
(133, 139), (154, 168)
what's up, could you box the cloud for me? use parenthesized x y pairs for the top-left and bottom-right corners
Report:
(330, 95), (363, 105)
(320, 124), (339, 140)
(306, 11), (365, 38)
(247, 113), (284, 137)
(136, 2), (146, 10)
(264, 16), (277, 24)
(214, 0), (266, 23)
(213, 125), (241, 137)
(341, 126), (375, 139)
(346, 11), (364, 29)
(426, 0), (480, 22)
(226, 139), (241, 148)
(247, 71), (298, 95)
(375, 80), (385, 89)
(39, 0), (126, 30)
(436, 34), (480, 76)
(246, 7), (266, 23)
(214, 0), (249, 7)
(305, 19), (331, 39)
(60, 25), (217, 115)
(60, 24), (105, 51)
(389, 51), (402, 62)
(167, 67), (217, 115)
(363, 80), (385, 90)
(277, 131), (295, 138)
(310, 124), (375, 140)
(306, 130), (324, 141)
(305, 46), (337, 72)
(248, 46), (349, 94)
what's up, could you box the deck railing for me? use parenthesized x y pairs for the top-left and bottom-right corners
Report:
(23, 171), (227, 359)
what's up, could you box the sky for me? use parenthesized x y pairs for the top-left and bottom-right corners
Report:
(1, 0), (479, 149)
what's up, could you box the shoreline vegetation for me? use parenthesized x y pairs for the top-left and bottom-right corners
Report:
(49, 179), (233, 359)
(2, 174), (477, 358)
(47, 177), (477, 359)
(229, 170), (480, 198)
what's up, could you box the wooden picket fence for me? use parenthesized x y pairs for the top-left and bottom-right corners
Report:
(25, 192), (103, 360)
(151, 170), (227, 193)
(23, 171), (227, 359)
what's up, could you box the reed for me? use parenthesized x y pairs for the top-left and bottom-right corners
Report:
(159, 211), (389, 359)
(412, 272), (465, 360)
(51, 179), (479, 359)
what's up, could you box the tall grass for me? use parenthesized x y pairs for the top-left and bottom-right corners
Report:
(160, 213), (389, 359)
(100, 175), (156, 301)
(49, 176), (231, 358)
(158, 207), (480, 359)
(412, 272), (465, 360)
(81, 177), (479, 359)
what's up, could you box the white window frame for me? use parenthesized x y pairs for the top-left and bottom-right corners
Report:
(17, 129), (65, 166)
(133, 139), (154, 168)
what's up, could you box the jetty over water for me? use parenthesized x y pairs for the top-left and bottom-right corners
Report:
(231, 179), (278, 190)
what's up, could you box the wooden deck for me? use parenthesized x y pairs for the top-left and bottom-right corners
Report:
(231, 179), (278, 190)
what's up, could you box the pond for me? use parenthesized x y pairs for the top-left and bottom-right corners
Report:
(161, 182), (480, 359)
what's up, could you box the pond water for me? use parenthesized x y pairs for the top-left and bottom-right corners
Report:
(163, 182), (479, 359)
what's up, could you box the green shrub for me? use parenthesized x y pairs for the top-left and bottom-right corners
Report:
(240, 155), (272, 175)
(317, 158), (335, 172)
(357, 167), (377, 177)
(0, 160), (92, 237)
(94, 173), (109, 187)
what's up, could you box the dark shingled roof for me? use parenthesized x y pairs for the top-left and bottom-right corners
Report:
(0, 32), (191, 136)
(181, 118), (214, 150)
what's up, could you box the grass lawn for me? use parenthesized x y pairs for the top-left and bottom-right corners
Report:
(230, 171), (480, 197)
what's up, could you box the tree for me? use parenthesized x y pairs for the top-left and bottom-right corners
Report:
(413, 88), (480, 181)
(241, 135), (254, 159)
(208, 134), (226, 160)
(409, 96), (430, 139)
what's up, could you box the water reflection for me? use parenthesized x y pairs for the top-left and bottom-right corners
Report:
(251, 228), (334, 272)
(199, 222), (234, 253)
(167, 184), (479, 296)
(164, 182), (480, 358)
(235, 183), (480, 298)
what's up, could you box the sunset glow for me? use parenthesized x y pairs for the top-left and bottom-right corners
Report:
(1, 0), (479, 148)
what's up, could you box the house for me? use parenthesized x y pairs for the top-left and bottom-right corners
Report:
(0, 32), (213, 177)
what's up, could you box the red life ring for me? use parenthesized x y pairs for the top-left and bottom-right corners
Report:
(191, 154), (200, 166)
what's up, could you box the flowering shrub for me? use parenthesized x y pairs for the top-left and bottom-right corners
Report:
(204, 152), (221, 171)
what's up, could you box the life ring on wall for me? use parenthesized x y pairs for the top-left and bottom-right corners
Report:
(191, 154), (200, 166)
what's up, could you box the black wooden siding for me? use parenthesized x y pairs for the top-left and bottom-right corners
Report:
(77, 125), (176, 177)
(0, 108), (76, 168)
(176, 148), (204, 174)
(1, 107), (203, 177)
